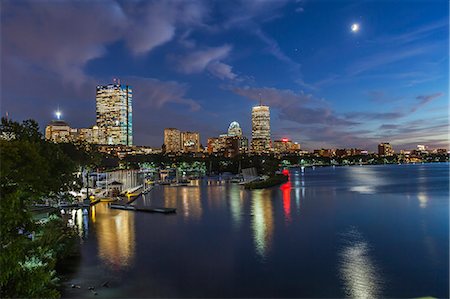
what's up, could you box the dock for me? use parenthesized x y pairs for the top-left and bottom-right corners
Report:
(109, 204), (176, 214)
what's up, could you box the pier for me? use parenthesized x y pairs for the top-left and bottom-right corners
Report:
(109, 203), (176, 214)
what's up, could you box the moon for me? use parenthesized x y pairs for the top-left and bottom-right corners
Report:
(351, 23), (360, 32)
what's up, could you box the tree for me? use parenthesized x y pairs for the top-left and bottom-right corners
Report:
(0, 118), (85, 298)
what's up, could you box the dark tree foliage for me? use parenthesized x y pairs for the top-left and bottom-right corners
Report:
(0, 118), (92, 298)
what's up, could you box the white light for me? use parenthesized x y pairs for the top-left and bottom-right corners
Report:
(55, 111), (62, 120)
(351, 23), (360, 32)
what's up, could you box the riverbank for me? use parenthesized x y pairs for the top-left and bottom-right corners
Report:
(244, 174), (288, 189)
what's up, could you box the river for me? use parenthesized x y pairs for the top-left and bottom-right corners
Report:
(62, 163), (449, 298)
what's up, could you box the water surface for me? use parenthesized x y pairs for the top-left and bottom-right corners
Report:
(63, 163), (449, 298)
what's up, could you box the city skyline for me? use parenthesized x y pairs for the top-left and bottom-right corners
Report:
(1, 1), (448, 151)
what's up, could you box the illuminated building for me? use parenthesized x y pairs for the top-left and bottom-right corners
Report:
(96, 83), (133, 146)
(251, 105), (271, 153)
(207, 121), (248, 157)
(45, 120), (72, 143)
(228, 121), (243, 137)
(76, 126), (102, 144)
(378, 143), (394, 156)
(207, 137), (221, 154)
(181, 131), (201, 153)
(314, 148), (335, 157)
(273, 138), (300, 154)
(164, 128), (181, 153)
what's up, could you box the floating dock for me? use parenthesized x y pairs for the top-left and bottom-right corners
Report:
(109, 204), (176, 214)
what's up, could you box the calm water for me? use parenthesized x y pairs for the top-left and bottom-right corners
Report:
(62, 163), (449, 298)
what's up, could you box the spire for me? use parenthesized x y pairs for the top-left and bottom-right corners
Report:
(259, 92), (262, 106)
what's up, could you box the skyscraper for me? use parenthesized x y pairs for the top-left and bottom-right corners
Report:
(251, 105), (271, 153)
(96, 83), (133, 146)
(164, 128), (181, 153)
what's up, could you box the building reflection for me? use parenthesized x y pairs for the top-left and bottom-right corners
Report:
(280, 181), (292, 223)
(164, 186), (202, 220)
(229, 184), (243, 230)
(339, 227), (383, 298)
(94, 203), (136, 270)
(251, 189), (274, 259)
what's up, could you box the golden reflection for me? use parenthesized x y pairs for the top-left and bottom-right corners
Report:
(90, 205), (96, 223)
(94, 203), (136, 270)
(251, 189), (274, 259)
(164, 186), (202, 220)
(229, 184), (243, 229)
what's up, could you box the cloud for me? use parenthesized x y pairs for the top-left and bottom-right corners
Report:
(346, 44), (439, 77)
(378, 124), (399, 130)
(127, 77), (201, 111)
(1, 0), (127, 85)
(346, 111), (405, 121)
(173, 44), (238, 80)
(254, 29), (301, 70)
(124, 0), (208, 55)
(372, 18), (447, 46)
(230, 85), (357, 126)
(207, 61), (238, 80)
(412, 92), (443, 112)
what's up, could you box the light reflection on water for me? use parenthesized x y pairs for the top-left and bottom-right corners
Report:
(94, 204), (136, 270)
(347, 166), (387, 194)
(339, 227), (383, 298)
(251, 189), (274, 260)
(63, 164), (449, 298)
(229, 184), (243, 230)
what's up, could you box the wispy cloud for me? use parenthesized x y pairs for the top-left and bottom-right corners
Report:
(230, 85), (357, 126)
(411, 92), (443, 112)
(171, 44), (238, 80)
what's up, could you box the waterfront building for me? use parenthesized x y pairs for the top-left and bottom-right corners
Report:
(273, 138), (301, 154)
(96, 83), (133, 146)
(181, 131), (201, 153)
(378, 142), (394, 156)
(164, 128), (181, 153)
(251, 105), (271, 153)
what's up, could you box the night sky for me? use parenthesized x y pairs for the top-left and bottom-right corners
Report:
(1, 0), (448, 150)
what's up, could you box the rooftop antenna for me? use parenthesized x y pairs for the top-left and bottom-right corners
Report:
(259, 92), (262, 106)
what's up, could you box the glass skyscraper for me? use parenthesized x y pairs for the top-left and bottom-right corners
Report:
(251, 105), (271, 153)
(96, 83), (133, 146)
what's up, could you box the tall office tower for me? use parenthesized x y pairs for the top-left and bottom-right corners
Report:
(96, 83), (133, 146)
(181, 131), (201, 153)
(378, 142), (394, 156)
(164, 128), (181, 153)
(251, 105), (271, 153)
